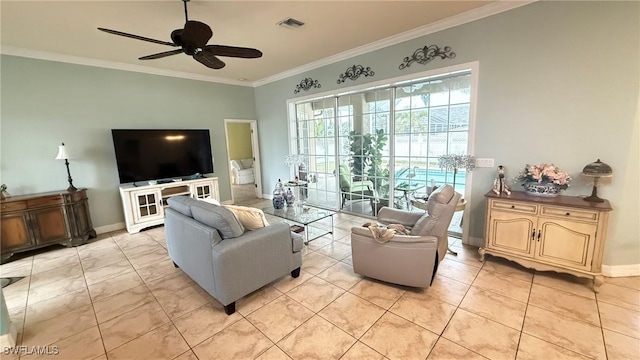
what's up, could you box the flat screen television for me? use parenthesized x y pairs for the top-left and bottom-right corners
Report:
(111, 129), (214, 184)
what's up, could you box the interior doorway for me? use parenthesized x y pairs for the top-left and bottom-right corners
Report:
(224, 119), (262, 205)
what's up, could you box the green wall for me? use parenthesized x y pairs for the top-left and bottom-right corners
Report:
(227, 123), (252, 160)
(254, 1), (640, 266)
(0, 56), (256, 228)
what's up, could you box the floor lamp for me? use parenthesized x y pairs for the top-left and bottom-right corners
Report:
(55, 142), (77, 192)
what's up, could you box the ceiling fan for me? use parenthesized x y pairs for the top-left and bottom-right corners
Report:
(97, 0), (262, 69)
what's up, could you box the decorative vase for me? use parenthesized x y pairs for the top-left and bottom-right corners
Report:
(523, 182), (561, 197)
(285, 188), (295, 206)
(272, 179), (285, 209)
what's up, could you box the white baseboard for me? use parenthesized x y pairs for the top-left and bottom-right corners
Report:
(263, 194), (272, 199)
(95, 222), (125, 234)
(602, 264), (640, 277)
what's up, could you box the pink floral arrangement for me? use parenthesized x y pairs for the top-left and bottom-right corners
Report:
(516, 163), (571, 189)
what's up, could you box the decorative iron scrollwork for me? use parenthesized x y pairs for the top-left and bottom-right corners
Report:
(337, 65), (375, 84)
(398, 45), (456, 70)
(294, 78), (321, 94)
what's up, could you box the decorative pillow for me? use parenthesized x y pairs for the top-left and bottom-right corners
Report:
(223, 204), (269, 231)
(191, 201), (245, 239)
(199, 197), (221, 206)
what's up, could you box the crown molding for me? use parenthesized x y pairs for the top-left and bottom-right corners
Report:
(252, 0), (536, 87)
(0, 46), (253, 87)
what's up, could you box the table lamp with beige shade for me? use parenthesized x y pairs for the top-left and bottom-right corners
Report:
(582, 159), (613, 203)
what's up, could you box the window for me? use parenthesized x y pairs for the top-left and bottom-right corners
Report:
(289, 65), (476, 220)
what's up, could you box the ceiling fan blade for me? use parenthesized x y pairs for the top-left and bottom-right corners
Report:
(194, 52), (226, 69)
(98, 28), (177, 47)
(181, 20), (213, 48)
(139, 49), (184, 60)
(203, 45), (263, 59)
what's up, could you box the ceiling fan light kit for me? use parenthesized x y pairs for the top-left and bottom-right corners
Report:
(98, 0), (262, 70)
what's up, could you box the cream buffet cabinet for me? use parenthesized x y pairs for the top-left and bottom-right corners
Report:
(119, 177), (219, 233)
(479, 191), (612, 292)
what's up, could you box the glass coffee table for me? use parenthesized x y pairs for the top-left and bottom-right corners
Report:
(262, 205), (335, 244)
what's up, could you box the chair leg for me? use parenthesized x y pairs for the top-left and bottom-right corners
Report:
(291, 267), (301, 278)
(172, 261), (179, 268)
(223, 302), (236, 315)
(447, 247), (458, 256)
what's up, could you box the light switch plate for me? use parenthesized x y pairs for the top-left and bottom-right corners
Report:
(475, 158), (495, 168)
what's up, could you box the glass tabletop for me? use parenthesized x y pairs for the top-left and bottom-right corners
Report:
(262, 205), (335, 225)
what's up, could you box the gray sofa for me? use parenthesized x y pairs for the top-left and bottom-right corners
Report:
(164, 196), (303, 315)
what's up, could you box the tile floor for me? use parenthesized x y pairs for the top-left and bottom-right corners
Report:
(1, 198), (639, 360)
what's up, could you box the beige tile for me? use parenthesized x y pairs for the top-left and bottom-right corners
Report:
(602, 329), (640, 360)
(286, 276), (345, 312)
(31, 252), (80, 274)
(114, 233), (157, 250)
(20, 326), (104, 360)
(83, 258), (135, 286)
(598, 301), (640, 339)
(0, 256), (34, 277)
(316, 262), (362, 290)
(3, 278), (30, 311)
(136, 259), (183, 284)
(29, 263), (83, 289)
(481, 257), (534, 282)
(92, 355), (107, 360)
(427, 337), (487, 360)
(341, 341), (385, 360)
(247, 295), (315, 342)
(361, 312), (438, 360)
(126, 247), (170, 270)
(436, 258), (481, 284)
(99, 300), (170, 351)
(237, 285), (283, 316)
(442, 309), (520, 360)
(349, 278), (405, 309)
(25, 287), (91, 327)
(193, 319), (273, 360)
(76, 236), (118, 257)
(523, 305), (606, 359)
(301, 252), (339, 275)
(27, 275), (87, 306)
(516, 333), (591, 360)
(277, 315), (356, 360)
(255, 346), (292, 360)
(79, 251), (128, 271)
(597, 282), (640, 312)
(146, 271), (194, 299)
(171, 350), (198, 360)
(390, 290), (457, 335)
(87, 271), (144, 302)
(529, 283), (600, 326)
(156, 283), (214, 319)
(319, 292), (386, 338)
(459, 286), (527, 330)
(305, 237), (333, 251)
(93, 285), (155, 323)
(32, 246), (77, 260)
(445, 244), (483, 268)
(421, 276), (471, 307)
(106, 323), (189, 360)
(173, 301), (243, 347)
(533, 271), (595, 299)
(21, 305), (97, 348)
(472, 269), (531, 303)
(271, 269), (313, 293)
(316, 242), (352, 261)
(605, 276), (640, 291)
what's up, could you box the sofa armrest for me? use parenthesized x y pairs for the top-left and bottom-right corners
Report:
(376, 207), (423, 227)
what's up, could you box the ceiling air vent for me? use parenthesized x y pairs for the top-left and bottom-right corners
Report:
(277, 17), (305, 29)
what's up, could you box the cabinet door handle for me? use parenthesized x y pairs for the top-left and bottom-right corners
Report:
(537, 230), (542, 241)
(531, 229), (536, 240)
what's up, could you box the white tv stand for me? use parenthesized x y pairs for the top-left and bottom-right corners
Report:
(119, 177), (219, 234)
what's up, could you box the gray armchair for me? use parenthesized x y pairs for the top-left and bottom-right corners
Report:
(165, 196), (303, 315)
(350, 185), (461, 288)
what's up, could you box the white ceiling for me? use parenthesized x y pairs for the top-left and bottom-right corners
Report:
(1, 1), (523, 86)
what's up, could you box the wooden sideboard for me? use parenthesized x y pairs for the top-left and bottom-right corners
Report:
(480, 191), (612, 292)
(1, 189), (96, 262)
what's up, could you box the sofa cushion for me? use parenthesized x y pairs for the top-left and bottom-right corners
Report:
(223, 205), (269, 231)
(167, 196), (200, 218)
(191, 201), (245, 239)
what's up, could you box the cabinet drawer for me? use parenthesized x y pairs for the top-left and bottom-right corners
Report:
(491, 200), (537, 214)
(1, 201), (27, 212)
(27, 196), (64, 208)
(540, 206), (598, 222)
